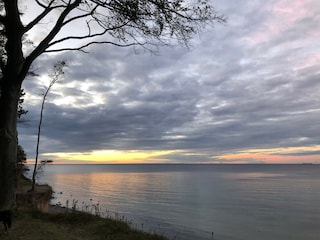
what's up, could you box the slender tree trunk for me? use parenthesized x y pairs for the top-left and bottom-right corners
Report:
(0, 79), (21, 210)
(31, 95), (46, 192)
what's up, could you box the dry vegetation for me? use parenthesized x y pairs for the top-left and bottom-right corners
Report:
(1, 209), (168, 240)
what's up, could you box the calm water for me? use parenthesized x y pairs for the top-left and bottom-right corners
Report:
(37, 164), (320, 240)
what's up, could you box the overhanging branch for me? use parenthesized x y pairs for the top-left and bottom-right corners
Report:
(44, 40), (142, 53)
(24, 0), (65, 33)
(28, 0), (81, 57)
(48, 20), (129, 49)
(62, 5), (98, 26)
(23, 0), (226, 76)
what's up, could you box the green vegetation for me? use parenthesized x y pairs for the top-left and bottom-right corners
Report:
(2, 209), (168, 240)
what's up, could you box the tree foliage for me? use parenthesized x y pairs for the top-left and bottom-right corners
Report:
(2, 0), (226, 59)
(17, 89), (28, 121)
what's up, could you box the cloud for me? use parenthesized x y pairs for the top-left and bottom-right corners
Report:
(18, 0), (320, 163)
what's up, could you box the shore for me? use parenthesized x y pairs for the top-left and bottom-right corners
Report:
(48, 204), (68, 214)
(5, 175), (168, 240)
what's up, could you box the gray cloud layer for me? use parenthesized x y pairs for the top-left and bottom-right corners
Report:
(18, 0), (320, 163)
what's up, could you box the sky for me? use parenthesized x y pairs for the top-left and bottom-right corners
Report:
(17, 0), (320, 164)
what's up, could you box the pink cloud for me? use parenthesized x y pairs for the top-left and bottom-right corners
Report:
(242, 0), (316, 46)
(217, 152), (320, 164)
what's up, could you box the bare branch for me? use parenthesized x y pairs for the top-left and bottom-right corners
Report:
(48, 20), (129, 48)
(35, 0), (49, 8)
(44, 40), (142, 53)
(24, 1), (67, 33)
(48, 28), (108, 47)
(62, 5), (98, 26)
(25, 0), (81, 69)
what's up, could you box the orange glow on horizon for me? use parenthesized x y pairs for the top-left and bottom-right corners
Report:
(32, 145), (320, 164)
(40, 149), (177, 164)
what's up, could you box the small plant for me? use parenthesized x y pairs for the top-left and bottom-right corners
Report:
(31, 61), (66, 192)
(72, 199), (78, 211)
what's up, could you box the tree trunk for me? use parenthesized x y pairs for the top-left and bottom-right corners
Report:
(1, 0), (26, 211)
(0, 80), (21, 210)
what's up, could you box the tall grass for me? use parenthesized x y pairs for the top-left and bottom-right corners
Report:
(1, 208), (168, 240)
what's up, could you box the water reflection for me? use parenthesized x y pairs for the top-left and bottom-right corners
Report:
(40, 165), (320, 240)
(224, 172), (286, 180)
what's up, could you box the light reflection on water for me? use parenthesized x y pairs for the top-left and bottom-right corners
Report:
(38, 164), (320, 240)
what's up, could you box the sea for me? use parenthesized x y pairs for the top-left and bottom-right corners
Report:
(34, 164), (320, 240)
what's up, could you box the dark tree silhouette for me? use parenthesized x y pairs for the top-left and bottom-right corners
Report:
(0, 0), (226, 210)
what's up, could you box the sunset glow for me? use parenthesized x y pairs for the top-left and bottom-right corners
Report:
(33, 145), (320, 164)
(216, 145), (320, 164)
(41, 150), (176, 164)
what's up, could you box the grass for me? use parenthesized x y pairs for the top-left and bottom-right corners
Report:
(1, 208), (169, 240)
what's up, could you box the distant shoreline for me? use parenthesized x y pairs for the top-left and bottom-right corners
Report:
(26, 162), (319, 165)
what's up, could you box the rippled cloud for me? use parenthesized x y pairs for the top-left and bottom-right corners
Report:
(18, 0), (320, 163)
